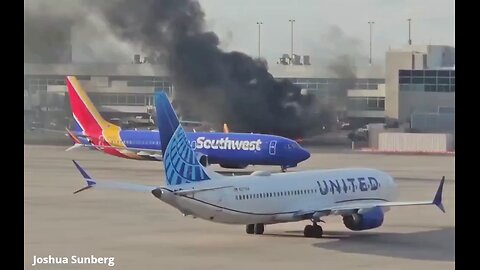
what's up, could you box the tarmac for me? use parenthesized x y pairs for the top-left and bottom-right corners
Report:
(24, 145), (455, 270)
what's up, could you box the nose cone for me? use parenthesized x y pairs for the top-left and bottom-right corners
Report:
(298, 147), (311, 162)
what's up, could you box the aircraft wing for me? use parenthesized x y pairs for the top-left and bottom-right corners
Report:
(295, 177), (445, 219)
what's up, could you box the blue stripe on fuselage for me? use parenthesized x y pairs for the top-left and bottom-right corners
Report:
(119, 130), (309, 167)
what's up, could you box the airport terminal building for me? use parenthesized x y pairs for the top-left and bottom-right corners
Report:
(24, 45), (454, 134)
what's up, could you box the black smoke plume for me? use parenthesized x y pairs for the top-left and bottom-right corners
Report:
(101, 0), (324, 138)
(24, 1), (74, 63)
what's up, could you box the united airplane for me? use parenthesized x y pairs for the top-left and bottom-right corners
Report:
(66, 76), (310, 171)
(71, 92), (446, 238)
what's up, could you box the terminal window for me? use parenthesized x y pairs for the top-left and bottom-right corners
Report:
(398, 69), (455, 93)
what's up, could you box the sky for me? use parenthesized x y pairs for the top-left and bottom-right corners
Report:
(198, 0), (455, 67)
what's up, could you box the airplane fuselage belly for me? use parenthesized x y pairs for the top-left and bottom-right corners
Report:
(162, 168), (397, 225)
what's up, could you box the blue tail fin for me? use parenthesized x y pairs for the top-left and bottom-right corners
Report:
(155, 92), (211, 186)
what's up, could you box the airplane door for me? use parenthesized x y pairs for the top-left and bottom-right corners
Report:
(269, 140), (277, 155)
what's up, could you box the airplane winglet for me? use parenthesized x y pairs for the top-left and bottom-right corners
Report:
(433, 176), (445, 213)
(72, 160), (96, 194)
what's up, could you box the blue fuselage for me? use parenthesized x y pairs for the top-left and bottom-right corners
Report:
(118, 130), (310, 168)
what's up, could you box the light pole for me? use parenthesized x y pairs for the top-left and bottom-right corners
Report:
(408, 18), (412, 45)
(256, 22), (263, 58)
(368, 21), (375, 65)
(289, 19), (295, 64)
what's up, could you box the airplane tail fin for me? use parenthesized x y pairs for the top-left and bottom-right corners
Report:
(154, 91), (212, 186)
(66, 76), (116, 135)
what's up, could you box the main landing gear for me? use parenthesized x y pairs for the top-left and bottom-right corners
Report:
(303, 222), (323, 238)
(246, 223), (264, 235)
(246, 222), (322, 237)
(281, 166), (287, 172)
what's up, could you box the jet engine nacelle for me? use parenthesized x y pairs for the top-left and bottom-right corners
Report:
(342, 207), (384, 231)
(197, 154), (209, 167)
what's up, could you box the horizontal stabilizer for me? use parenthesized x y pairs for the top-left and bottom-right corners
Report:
(173, 185), (233, 196)
(72, 160), (157, 194)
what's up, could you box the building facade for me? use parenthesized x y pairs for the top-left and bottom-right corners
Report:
(384, 45), (455, 132)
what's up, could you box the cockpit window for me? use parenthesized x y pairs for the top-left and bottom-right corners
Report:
(286, 143), (298, 149)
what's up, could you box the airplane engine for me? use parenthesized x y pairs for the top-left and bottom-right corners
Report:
(342, 207), (384, 231)
(198, 155), (209, 166)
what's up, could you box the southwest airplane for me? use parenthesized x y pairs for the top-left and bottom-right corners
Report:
(66, 76), (310, 171)
(71, 92), (446, 238)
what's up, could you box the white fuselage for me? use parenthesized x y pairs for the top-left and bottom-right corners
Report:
(156, 168), (397, 225)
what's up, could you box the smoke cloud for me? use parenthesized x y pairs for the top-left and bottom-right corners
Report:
(99, 0), (325, 138)
(25, 0), (338, 138)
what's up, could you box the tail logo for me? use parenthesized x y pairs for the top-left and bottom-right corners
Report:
(164, 126), (210, 185)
